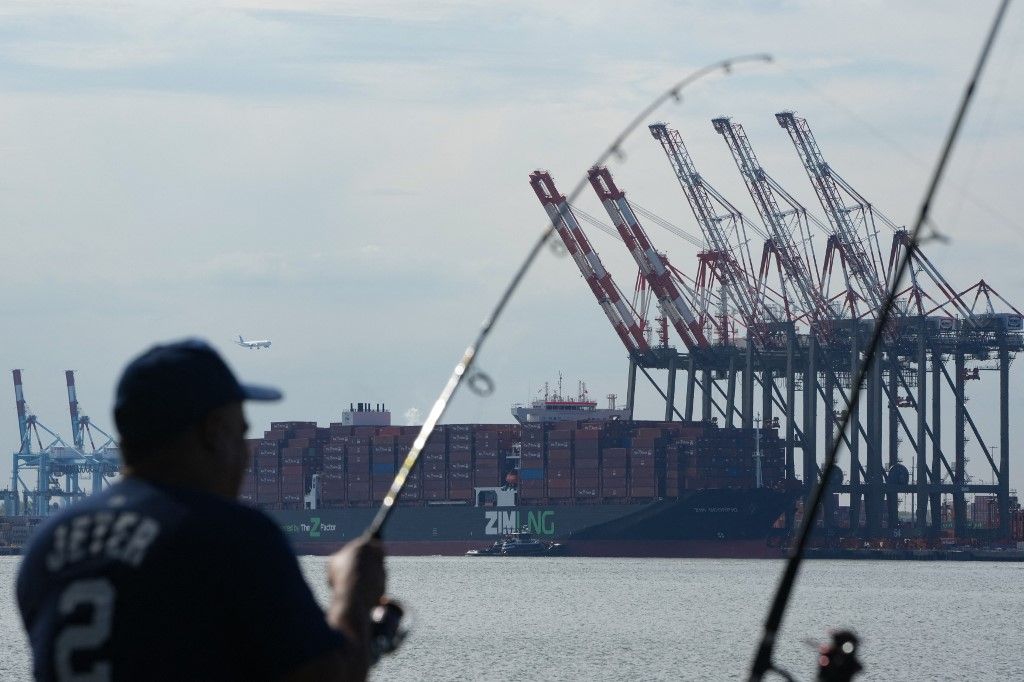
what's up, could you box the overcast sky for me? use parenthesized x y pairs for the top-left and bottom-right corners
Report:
(1, 1), (1022, 494)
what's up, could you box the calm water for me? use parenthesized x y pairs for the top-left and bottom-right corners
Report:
(3, 555), (1022, 680)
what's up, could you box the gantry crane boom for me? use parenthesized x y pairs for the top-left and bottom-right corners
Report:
(65, 370), (84, 450)
(530, 171), (651, 354)
(776, 112), (887, 312)
(588, 165), (710, 350)
(712, 117), (832, 326)
(649, 122), (780, 336)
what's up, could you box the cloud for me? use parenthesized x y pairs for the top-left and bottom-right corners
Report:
(197, 247), (386, 286)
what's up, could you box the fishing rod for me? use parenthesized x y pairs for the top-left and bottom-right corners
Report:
(747, 1), (1012, 680)
(359, 53), (774, 660)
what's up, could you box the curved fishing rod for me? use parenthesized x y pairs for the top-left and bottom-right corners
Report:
(747, 1), (1012, 680)
(365, 53), (772, 541)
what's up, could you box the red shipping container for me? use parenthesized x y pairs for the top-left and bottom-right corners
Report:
(630, 487), (657, 498)
(448, 449), (472, 463)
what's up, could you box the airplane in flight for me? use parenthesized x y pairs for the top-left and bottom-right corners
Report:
(235, 335), (272, 350)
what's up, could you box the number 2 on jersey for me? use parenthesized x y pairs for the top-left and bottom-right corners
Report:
(55, 578), (114, 681)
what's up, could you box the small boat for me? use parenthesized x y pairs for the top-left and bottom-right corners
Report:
(465, 540), (504, 557)
(466, 530), (567, 557)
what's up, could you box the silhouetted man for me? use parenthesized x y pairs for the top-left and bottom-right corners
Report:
(17, 339), (386, 681)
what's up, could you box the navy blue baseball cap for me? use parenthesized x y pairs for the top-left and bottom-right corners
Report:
(114, 338), (281, 448)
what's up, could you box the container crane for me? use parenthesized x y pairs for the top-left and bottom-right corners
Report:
(587, 165), (710, 350)
(65, 370), (84, 450)
(712, 117), (835, 328)
(649, 122), (782, 341)
(529, 170), (651, 355)
(776, 112), (888, 313)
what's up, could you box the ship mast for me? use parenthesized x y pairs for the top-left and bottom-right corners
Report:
(754, 413), (763, 489)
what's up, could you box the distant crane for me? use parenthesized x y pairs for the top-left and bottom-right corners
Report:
(529, 170), (650, 355)
(649, 122), (782, 343)
(588, 165), (710, 350)
(10, 370), (119, 516)
(712, 117), (835, 327)
(776, 112), (888, 314)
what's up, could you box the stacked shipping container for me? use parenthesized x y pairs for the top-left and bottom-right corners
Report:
(239, 419), (787, 510)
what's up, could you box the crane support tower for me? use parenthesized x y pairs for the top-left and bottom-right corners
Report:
(8, 370), (120, 516)
(537, 113), (1024, 547)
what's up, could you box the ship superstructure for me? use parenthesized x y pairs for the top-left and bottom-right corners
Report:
(511, 377), (629, 424)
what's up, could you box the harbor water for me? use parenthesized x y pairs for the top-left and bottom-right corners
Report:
(3, 555), (1021, 680)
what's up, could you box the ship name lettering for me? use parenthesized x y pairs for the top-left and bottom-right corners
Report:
(484, 511), (520, 535)
(527, 511), (555, 535)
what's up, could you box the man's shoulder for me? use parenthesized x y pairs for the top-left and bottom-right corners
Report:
(168, 486), (289, 555)
(21, 479), (283, 570)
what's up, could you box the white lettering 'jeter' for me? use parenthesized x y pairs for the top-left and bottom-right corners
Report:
(46, 510), (162, 572)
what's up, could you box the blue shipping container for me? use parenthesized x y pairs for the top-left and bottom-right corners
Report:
(519, 468), (545, 481)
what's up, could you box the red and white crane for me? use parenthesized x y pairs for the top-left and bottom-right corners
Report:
(530, 170), (651, 355)
(587, 165), (710, 350)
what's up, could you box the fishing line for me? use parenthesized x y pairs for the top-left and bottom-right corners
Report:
(772, 35), (1024, 239)
(366, 53), (774, 540)
(747, 1), (1011, 679)
(943, 3), (1024, 232)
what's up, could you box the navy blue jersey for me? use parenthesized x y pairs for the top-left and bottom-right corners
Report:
(17, 478), (344, 681)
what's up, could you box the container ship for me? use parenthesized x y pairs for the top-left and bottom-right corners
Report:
(246, 387), (802, 557)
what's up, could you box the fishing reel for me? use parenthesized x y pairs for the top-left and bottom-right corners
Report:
(369, 599), (408, 665)
(760, 630), (863, 682)
(816, 630), (862, 682)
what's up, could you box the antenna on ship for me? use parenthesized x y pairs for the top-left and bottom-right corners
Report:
(753, 413), (763, 490)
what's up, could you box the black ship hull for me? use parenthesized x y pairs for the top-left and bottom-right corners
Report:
(270, 487), (797, 557)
